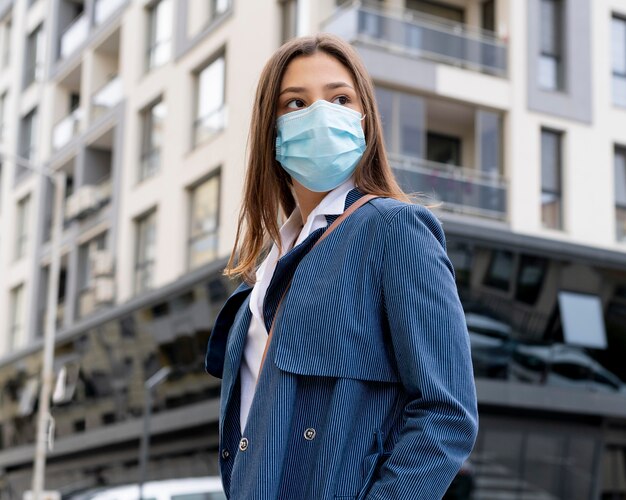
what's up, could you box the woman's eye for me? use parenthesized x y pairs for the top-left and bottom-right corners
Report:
(286, 99), (305, 109)
(332, 95), (350, 105)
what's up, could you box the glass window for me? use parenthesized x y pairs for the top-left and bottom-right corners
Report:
(399, 94), (426, 158)
(406, 0), (465, 23)
(189, 174), (220, 268)
(19, 107), (38, 162)
(194, 54), (226, 146)
(539, 0), (564, 91)
(483, 249), (514, 291)
(477, 110), (502, 175)
(9, 284), (25, 351)
(612, 16), (626, 107)
(23, 24), (44, 88)
(541, 128), (563, 230)
(558, 291), (607, 349)
(140, 98), (166, 181)
(1, 19), (11, 69)
(515, 254), (548, 305)
(481, 0), (495, 32)
(15, 195), (31, 260)
(374, 86), (394, 153)
(135, 210), (157, 293)
(427, 132), (461, 165)
(615, 146), (626, 242)
(146, 0), (173, 70)
(0, 91), (7, 143)
(280, 0), (298, 43)
(187, 0), (231, 38)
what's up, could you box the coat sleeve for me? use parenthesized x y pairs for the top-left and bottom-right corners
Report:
(365, 204), (478, 500)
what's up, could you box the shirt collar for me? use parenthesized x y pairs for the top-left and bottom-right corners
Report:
(254, 177), (357, 280)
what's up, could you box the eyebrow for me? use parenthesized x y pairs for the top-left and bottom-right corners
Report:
(278, 81), (355, 96)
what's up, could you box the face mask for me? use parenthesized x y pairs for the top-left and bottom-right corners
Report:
(275, 99), (366, 192)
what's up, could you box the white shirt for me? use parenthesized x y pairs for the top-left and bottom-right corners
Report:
(239, 177), (357, 432)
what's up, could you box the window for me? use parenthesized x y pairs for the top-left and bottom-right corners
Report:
(135, 209), (157, 293)
(541, 128), (563, 229)
(9, 284), (25, 351)
(188, 173), (220, 268)
(19, 107), (38, 162)
(615, 146), (626, 242)
(15, 195), (31, 260)
(481, 0), (496, 32)
(407, 0), (465, 23)
(187, 0), (230, 38)
(146, 0), (173, 71)
(24, 24), (44, 88)
(612, 16), (626, 107)
(1, 18), (11, 69)
(0, 91), (7, 143)
(539, 0), (564, 90)
(139, 98), (166, 181)
(515, 254), (548, 305)
(483, 249), (514, 291)
(427, 132), (461, 165)
(280, 0), (298, 43)
(194, 53), (226, 146)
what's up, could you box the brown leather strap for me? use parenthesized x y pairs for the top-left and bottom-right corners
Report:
(257, 194), (379, 378)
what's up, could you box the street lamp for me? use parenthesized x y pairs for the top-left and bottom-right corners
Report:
(138, 366), (172, 500)
(0, 148), (66, 500)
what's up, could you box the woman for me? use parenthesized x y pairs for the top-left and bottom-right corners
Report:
(205, 33), (478, 500)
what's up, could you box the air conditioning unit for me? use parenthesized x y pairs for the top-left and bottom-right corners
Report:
(94, 276), (114, 304)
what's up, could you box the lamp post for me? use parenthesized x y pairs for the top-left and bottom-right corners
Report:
(0, 149), (65, 500)
(138, 366), (172, 500)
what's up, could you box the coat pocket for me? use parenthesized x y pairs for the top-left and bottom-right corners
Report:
(356, 450), (393, 500)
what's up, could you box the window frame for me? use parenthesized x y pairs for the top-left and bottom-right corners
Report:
(134, 208), (157, 294)
(187, 169), (221, 270)
(538, 0), (565, 91)
(612, 14), (626, 107)
(193, 49), (227, 148)
(540, 127), (564, 230)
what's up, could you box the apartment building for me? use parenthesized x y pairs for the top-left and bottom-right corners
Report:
(0, 0), (625, 498)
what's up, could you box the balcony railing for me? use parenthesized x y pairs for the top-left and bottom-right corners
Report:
(389, 154), (508, 221)
(60, 13), (89, 59)
(52, 108), (83, 151)
(322, 0), (507, 77)
(94, 0), (126, 25)
(91, 75), (123, 119)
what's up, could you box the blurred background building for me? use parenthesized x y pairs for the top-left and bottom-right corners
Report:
(0, 0), (625, 498)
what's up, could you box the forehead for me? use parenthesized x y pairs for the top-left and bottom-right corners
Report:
(280, 51), (355, 88)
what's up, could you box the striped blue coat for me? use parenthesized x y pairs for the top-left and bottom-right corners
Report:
(205, 194), (478, 499)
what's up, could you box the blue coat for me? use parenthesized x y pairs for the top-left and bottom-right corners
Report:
(205, 194), (478, 499)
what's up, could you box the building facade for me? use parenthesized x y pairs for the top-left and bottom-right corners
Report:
(0, 0), (625, 498)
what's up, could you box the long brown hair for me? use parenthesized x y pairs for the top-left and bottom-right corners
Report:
(225, 33), (411, 284)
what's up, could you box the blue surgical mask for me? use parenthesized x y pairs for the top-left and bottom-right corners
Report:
(275, 99), (366, 192)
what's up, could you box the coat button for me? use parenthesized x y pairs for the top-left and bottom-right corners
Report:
(239, 437), (249, 451)
(221, 448), (230, 460)
(304, 428), (316, 441)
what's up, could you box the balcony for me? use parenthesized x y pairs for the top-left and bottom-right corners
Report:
(322, 1), (507, 77)
(60, 13), (89, 59)
(390, 154), (507, 221)
(94, 0), (126, 25)
(52, 108), (83, 151)
(91, 75), (122, 120)
(65, 177), (112, 221)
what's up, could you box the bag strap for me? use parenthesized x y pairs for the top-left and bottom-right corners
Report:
(257, 194), (379, 376)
